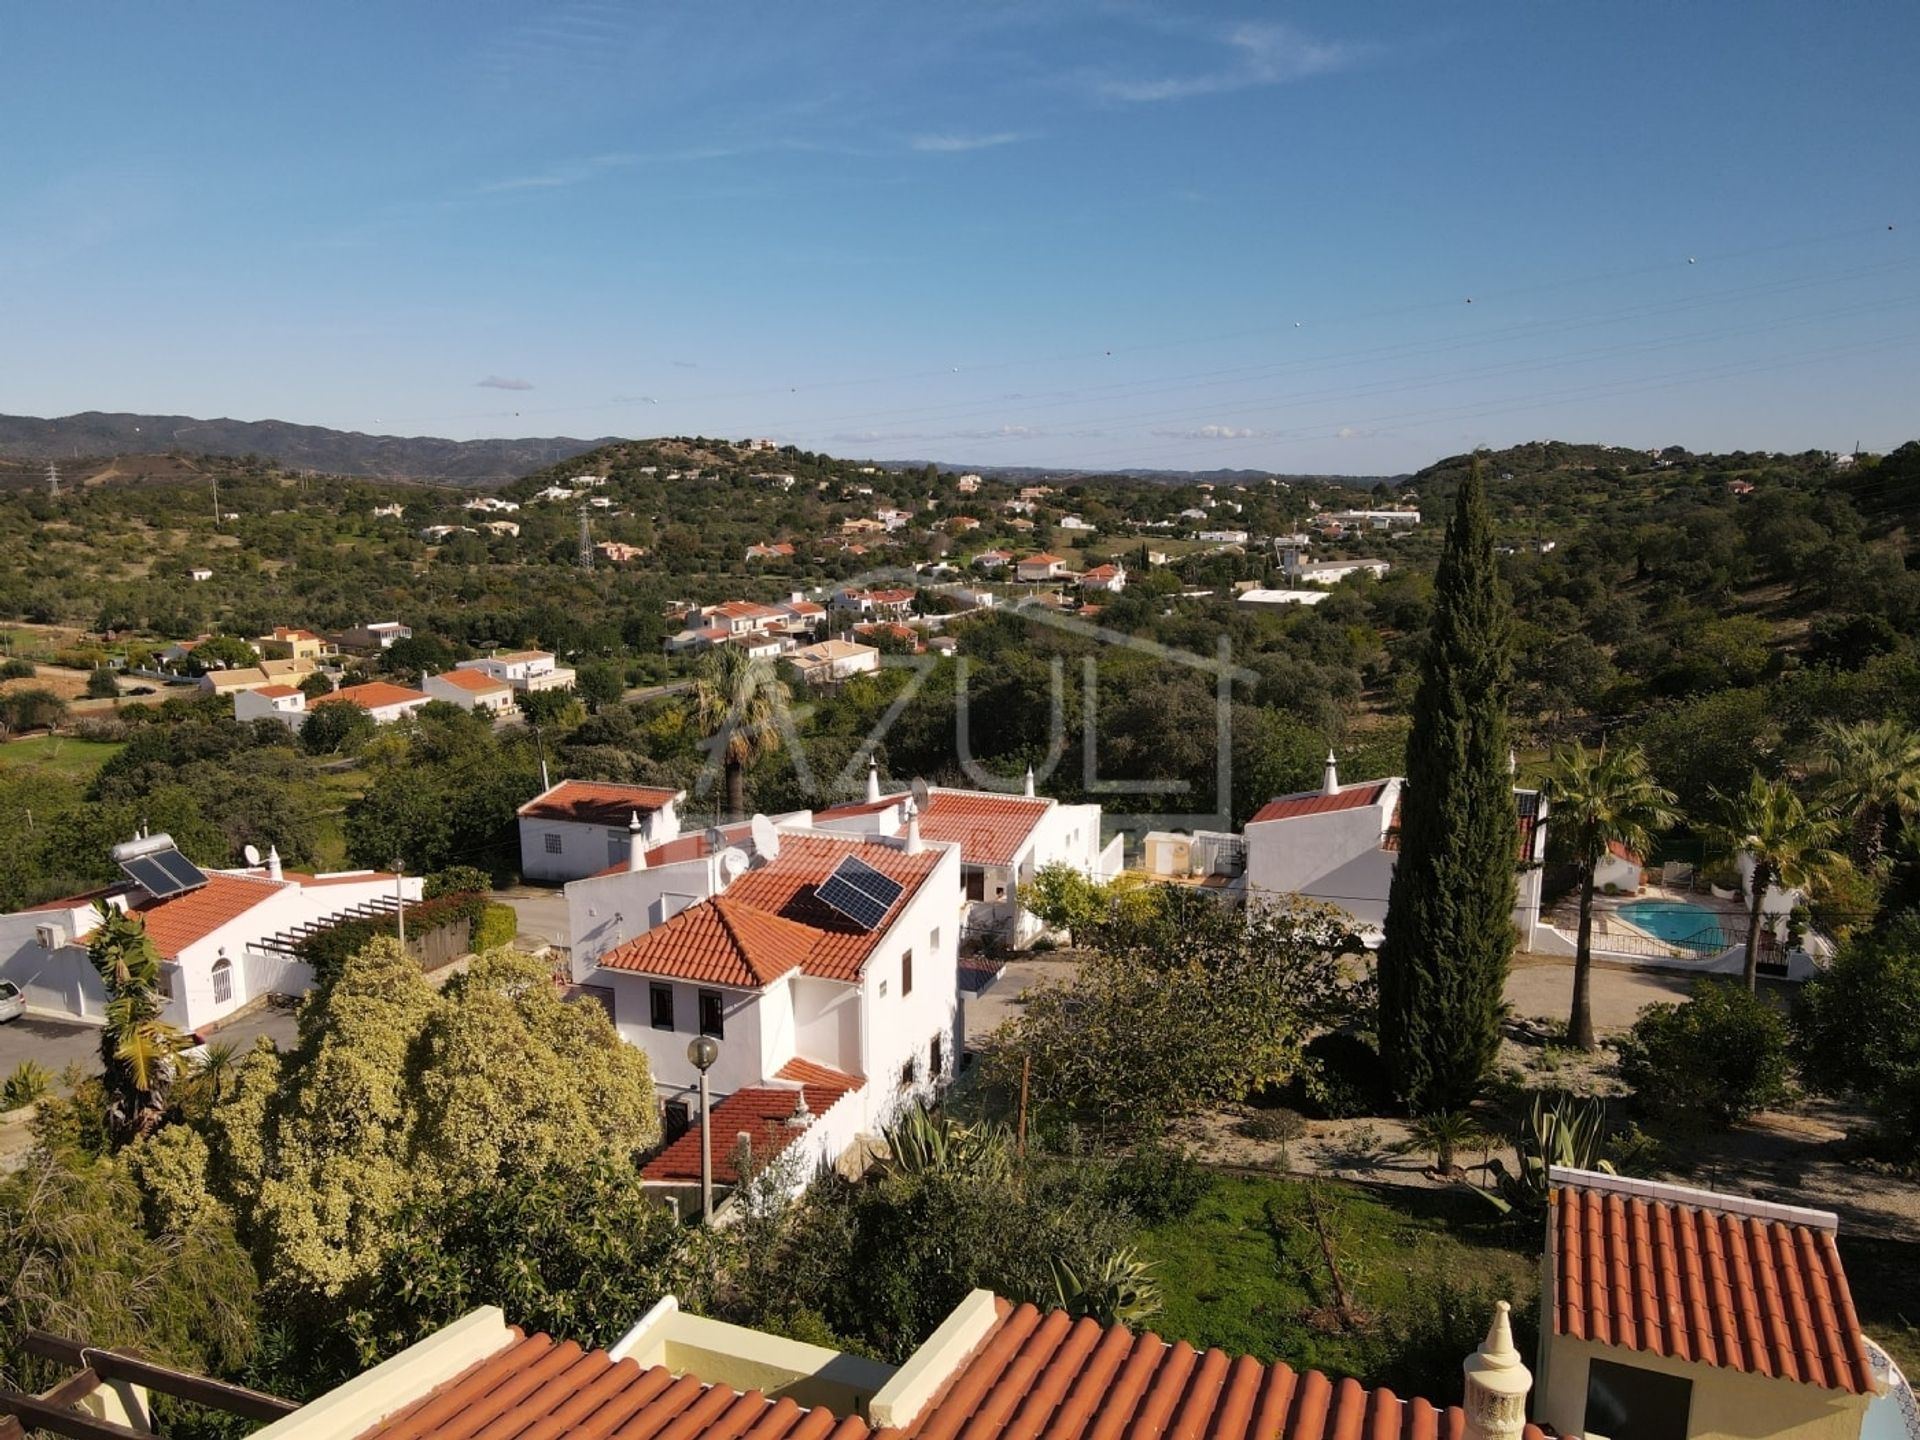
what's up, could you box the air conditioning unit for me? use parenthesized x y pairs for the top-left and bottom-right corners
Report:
(35, 921), (67, 951)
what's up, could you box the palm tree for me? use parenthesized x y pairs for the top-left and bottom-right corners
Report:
(691, 646), (791, 822)
(1812, 719), (1920, 867)
(1541, 740), (1678, 1049)
(1707, 772), (1845, 991)
(85, 903), (186, 1145)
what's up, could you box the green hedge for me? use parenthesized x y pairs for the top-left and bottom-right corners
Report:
(473, 903), (519, 952)
(298, 891), (489, 980)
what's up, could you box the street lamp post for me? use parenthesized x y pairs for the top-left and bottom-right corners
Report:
(687, 1035), (721, 1223)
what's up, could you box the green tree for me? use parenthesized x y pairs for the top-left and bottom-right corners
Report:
(188, 634), (260, 672)
(692, 646), (791, 821)
(1794, 911), (1920, 1152)
(1707, 772), (1845, 991)
(576, 661), (626, 712)
(298, 670), (336, 701)
(1378, 459), (1517, 1112)
(300, 698), (376, 756)
(85, 667), (120, 699)
(1016, 862), (1109, 947)
(1618, 982), (1792, 1129)
(1812, 719), (1920, 868)
(1540, 741), (1678, 1049)
(86, 904), (186, 1147)
(0, 687), (67, 736)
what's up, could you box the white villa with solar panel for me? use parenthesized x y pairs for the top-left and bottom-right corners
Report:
(0, 832), (422, 1035)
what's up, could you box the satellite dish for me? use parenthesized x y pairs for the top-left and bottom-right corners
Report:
(243, 844), (262, 867)
(910, 777), (931, 810)
(750, 813), (781, 862)
(718, 848), (751, 882)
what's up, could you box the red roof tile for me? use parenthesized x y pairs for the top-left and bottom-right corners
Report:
(431, 668), (512, 693)
(642, 1071), (864, 1183)
(519, 780), (681, 827)
(1249, 782), (1390, 825)
(882, 1300), (1548, 1440)
(919, 791), (1050, 869)
(599, 895), (818, 988)
(254, 684), (302, 698)
(716, 834), (944, 983)
(131, 873), (283, 957)
(311, 681), (429, 711)
(1607, 840), (1642, 864)
(355, 1330), (869, 1440)
(1552, 1177), (1874, 1393)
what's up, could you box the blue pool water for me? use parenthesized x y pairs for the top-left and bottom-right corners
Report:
(1615, 898), (1724, 950)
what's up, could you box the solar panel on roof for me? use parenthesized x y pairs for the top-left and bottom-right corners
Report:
(814, 854), (906, 931)
(118, 846), (209, 899)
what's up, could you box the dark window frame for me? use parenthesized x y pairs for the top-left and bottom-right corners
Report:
(649, 983), (675, 1031)
(698, 989), (725, 1039)
(902, 950), (914, 996)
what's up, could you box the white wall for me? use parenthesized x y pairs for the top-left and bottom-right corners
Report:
(853, 844), (963, 1134)
(612, 972), (767, 1105)
(522, 807), (679, 884)
(1245, 781), (1400, 920)
(0, 905), (106, 1019)
(792, 976), (863, 1077)
(565, 857), (721, 979)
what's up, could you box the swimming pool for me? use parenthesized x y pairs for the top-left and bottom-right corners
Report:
(1615, 898), (1726, 951)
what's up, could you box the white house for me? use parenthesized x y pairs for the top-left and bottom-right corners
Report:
(1078, 564), (1127, 593)
(336, 620), (412, 652)
(1056, 515), (1095, 532)
(464, 496), (521, 513)
(518, 779), (685, 883)
(310, 681), (433, 725)
(785, 639), (881, 686)
(813, 767), (1122, 946)
(0, 836), (421, 1033)
(971, 549), (1011, 571)
(1236, 588), (1332, 609)
(1243, 753), (1547, 944)
(233, 683), (307, 729)
(456, 650), (576, 693)
(1326, 508), (1420, 530)
(1281, 550), (1392, 585)
(1197, 529), (1250, 546)
(423, 668), (517, 716)
(1015, 553), (1067, 582)
(1593, 841), (1645, 894)
(585, 824), (964, 1195)
(188, 567), (213, 582)
(831, 587), (914, 619)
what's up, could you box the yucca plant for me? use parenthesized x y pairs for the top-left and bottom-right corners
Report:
(1, 1059), (54, 1110)
(1051, 1246), (1162, 1327)
(1473, 1093), (1615, 1218)
(880, 1103), (1013, 1182)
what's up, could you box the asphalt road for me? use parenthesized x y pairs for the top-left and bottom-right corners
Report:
(0, 1002), (300, 1092)
(497, 887), (571, 947)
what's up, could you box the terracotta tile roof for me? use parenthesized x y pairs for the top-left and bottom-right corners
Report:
(711, 601), (785, 622)
(919, 791), (1050, 868)
(599, 895), (817, 988)
(1019, 553), (1064, 566)
(254, 684), (302, 698)
(431, 668), (512, 693)
(587, 821), (755, 875)
(642, 1071), (864, 1183)
(1249, 782), (1390, 825)
(775, 1057), (863, 1088)
(311, 681), (429, 711)
(131, 873), (283, 957)
(1552, 1175), (1874, 1393)
(1380, 792), (1538, 860)
(519, 780), (681, 827)
(354, 1330), (869, 1440)
(1607, 839), (1642, 864)
(717, 834), (944, 982)
(883, 1300), (1547, 1440)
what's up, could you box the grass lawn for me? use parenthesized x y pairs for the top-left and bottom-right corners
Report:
(1138, 1171), (1539, 1396)
(0, 734), (125, 778)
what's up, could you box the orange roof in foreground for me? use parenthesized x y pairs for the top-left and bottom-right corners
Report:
(519, 779), (681, 827)
(719, 834), (943, 982)
(919, 791), (1049, 868)
(599, 895), (818, 988)
(311, 681), (429, 710)
(354, 1330), (870, 1440)
(131, 873), (283, 957)
(641, 1062), (864, 1183)
(351, 1302), (1538, 1440)
(1552, 1176), (1874, 1393)
(431, 667), (512, 693)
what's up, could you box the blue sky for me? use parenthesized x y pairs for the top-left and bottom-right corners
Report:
(3, 2), (1916, 473)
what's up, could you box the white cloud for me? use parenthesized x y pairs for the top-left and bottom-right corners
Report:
(909, 131), (1026, 153)
(1154, 424), (1264, 440)
(475, 152), (640, 194)
(1095, 22), (1363, 103)
(476, 375), (535, 391)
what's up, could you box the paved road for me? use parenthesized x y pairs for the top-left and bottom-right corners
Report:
(963, 951), (1700, 1048)
(0, 1003), (299, 1091)
(497, 887), (570, 947)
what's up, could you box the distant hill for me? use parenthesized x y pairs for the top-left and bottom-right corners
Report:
(875, 459), (1405, 488)
(0, 411), (615, 486)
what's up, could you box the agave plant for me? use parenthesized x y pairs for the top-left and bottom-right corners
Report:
(1473, 1093), (1615, 1218)
(880, 1103), (1013, 1182)
(1051, 1246), (1162, 1327)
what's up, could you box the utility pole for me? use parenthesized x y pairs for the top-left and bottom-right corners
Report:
(45, 461), (60, 499)
(578, 506), (594, 569)
(394, 860), (407, 948)
(211, 474), (221, 530)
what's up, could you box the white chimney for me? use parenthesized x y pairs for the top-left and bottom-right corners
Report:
(865, 757), (882, 803)
(1322, 750), (1340, 796)
(1461, 1302), (1532, 1440)
(904, 798), (924, 855)
(1023, 764), (1035, 798)
(266, 845), (283, 882)
(1508, 747), (1518, 777)
(627, 812), (647, 872)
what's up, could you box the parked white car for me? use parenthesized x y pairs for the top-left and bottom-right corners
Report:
(0, 980), (23, 1022)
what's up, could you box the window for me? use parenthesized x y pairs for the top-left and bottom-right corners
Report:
(1584, 1359), (1691, 1440)
(931, 927), (941, 956)
(663, 1099), (691, 1143)
(698, 989), (724, 1039)
(650, 984), (675, 1031)
(902, 950), (914, 996)
(964, 869), (986, 902)
(543, 832), (563, 855)
(211, 957), (233, 1006)
(900, 1054), (917, 1089)
(156, 967), (174, 1001)
(930, 1033), (943, 1078)
(878, 979), (889, 999)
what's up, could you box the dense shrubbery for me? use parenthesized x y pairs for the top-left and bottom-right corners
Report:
(1617, 982), (1792, 1129)
(294, 891), (490, 979)
(1795, 911), (1920, 1153)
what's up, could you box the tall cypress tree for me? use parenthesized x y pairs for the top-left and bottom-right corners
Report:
(1377, 458), (1517, 1112)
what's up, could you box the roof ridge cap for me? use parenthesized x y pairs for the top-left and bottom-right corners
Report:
(1550, 1166), (1839, 1232)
